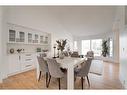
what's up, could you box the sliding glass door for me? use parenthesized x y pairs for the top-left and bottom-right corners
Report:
(81, 40), (90, 55)
(81, 39), (102, 56)
(91, 39), (102, 56)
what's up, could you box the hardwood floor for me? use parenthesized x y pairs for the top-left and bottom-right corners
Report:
(0, 62), (123, 89)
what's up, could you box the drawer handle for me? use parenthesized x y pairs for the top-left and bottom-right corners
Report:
(25, 59), (32, 61)
(26, 65), (32, 67)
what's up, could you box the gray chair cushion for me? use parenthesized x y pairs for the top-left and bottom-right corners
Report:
(37, 56), (49, 74)
(85, 51), (94, 58)
(63, 51), (69, 57)
(71, 51), (79, 57)
(75, 58), (92, 77)
(40, 53), (47, 57)
(46, 58), (65, 78)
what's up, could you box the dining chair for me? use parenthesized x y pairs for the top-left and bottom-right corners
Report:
(46, 58), (65, 89)
(63, 51), (69, 57)
(74, 58), (93, 89)
(71, 51), (79, 57)
(85, 51), (94, 58)
(40, 52), (47, 57)
(37, 56), (49, 87)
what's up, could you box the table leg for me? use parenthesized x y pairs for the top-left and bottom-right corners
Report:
(36, 63), (39, 81)
(67, 67), (74, 89)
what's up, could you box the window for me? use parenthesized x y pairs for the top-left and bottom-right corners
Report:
(81, 40), (90, 55)
(91, 39), (102, 56)
(74, 41), (78, 51)
(109, 38), (113, 57)
(81, 39), (102, 56)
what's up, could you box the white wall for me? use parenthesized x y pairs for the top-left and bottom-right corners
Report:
(120, 26), (127, 89)
(111, 6), (127, 89)
(0, 7), (3, 82)
(118, 6), (127, 89)
(0, 6), (73, 80)
(73, 6), (122, 64)
(7, 7), (73, 49)
(6, 7), (73, 55)
(0, 7), (8, 82)
(112, 22), (120, 63)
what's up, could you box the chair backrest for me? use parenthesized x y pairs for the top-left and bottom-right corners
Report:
(46, 58), (64, 78)
(63, 51), (69, 57)
(37, 56), (48, 74)
(79, 58), (92, 76)
(71, 51), (79, 57)
(85, 51), (94, 58)
(40, 53), (47, 57)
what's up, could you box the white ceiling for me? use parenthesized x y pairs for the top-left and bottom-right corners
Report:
(7, 6), (117, 37)
(45, 6), (117, 37)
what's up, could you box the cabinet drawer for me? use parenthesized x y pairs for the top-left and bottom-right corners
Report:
(21, 53), (34, 62)
(21, 59), (34, 70)
(25, 54), (32, 56)
(25, 59), (32, 61)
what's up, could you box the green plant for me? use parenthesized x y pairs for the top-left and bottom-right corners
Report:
(102, 40), (109, 57)
(56, 39), (67, 51)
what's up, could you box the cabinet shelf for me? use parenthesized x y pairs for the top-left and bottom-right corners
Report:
(7, 23), (51, 46)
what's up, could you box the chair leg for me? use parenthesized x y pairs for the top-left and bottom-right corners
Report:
(46, 72), (48, 88)
(38, 71), (41, 82)
(81, 77), (84, 89)
(57, 78), (61, 89)
(47, 75), (51, 88)
(86, 75), (90, 87)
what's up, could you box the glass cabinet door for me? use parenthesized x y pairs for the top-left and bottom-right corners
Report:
(28, 33), (32, 43)
(45, 36), (48, 44)
(40, 35), (44, 44)
(19, 31), (25, 42)
(9, 29), (16, 42)
(34, 34), (38, 43)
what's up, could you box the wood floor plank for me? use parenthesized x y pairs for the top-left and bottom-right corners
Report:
(0, 62), (123, 89)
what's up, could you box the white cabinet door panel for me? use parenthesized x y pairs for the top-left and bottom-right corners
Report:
(8, 55), (21, 75)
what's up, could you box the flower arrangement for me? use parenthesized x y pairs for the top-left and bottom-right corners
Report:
(56, 39), (67, 51)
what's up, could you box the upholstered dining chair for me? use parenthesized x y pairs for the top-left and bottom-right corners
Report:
(74, 58), (93, 89)
(46, 58), (65, 89)
(71, 51), (79, 57)
(40, 52), (47, 57)
(85, 51), (94, 58)
(37, 56), (49, 87)
(63, 51), (69, 57)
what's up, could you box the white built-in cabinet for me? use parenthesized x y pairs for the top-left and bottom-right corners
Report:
(8, 23), (50, 45)
(7, 23), (51, 76)
(8, 53), (37, 76)
(8, 54), (21, 75)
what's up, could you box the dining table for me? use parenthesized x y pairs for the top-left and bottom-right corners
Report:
(36, 56), (86, 90)
(56, 57), (86, 89)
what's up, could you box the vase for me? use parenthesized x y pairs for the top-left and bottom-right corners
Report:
(59, 51), (64, 59)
